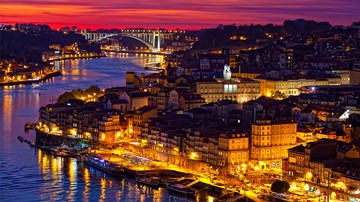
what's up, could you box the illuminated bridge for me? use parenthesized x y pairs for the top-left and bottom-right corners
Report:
(82, 31), (173, 52)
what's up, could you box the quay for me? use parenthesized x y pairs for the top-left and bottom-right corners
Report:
(35, 130), (258, 200)
(0, 70), (62, 86)
(46, 53), (106, 62)
(85, 150), (258, 201)
(90, 150), (193, 178)
(104, 50), (170, 56)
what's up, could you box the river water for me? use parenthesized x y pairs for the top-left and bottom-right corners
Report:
(0, 53), (186, 202)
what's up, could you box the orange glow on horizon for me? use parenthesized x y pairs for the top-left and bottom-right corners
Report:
(1, 0), (358, 30)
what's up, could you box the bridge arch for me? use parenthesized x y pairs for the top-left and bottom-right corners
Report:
(96, 34), (158, 52)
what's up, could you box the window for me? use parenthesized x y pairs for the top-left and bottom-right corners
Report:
(224, 84), (237, 93)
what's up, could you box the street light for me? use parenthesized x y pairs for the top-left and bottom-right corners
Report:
(306, 172), (313, 181)
(190, 152), (198, 160)
(241, 164), (247, 172)
(304, 183), (309, 191)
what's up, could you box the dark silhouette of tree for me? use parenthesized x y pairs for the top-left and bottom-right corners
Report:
(57, 92), (75, 103)
(352, 21), (360, 26)
(271, 180), (290, 193)
(0, 30), (100, 63)
(85, 85), (101, 95)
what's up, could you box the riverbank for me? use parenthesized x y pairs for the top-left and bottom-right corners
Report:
(0, 70), (62, 86)
(83, 150), (257, 201)
(46, 53), (106, 62)
(103, 50), (170, 56)
(34, 130), (261, 201)
(1, 54), (168, 202)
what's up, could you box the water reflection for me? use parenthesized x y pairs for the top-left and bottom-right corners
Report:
(100, 178), (106, 202)
(2, 94), (13, 144)
(1, 54), (168, 202)
(83, 168), (90, 202)
(68, 159), (77, 201)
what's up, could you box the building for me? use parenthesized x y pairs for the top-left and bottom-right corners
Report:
(98, 114), (121, 143)
(178, 93), (205, 110)
(284, 139), (360, 201)
(195, 77), (260, 104)
(251, 119), (298, 170)
(200, 100), (241, 123)
(198, 54), (227, 70)
(126, 71), (142, 88)
(350, 67), (360, 85)
(218, 133), (250, 171)
(119, 92), (149, 111)
(255, 76), (330, 97)
(132, 106), (157, 138)
(296, 127), (314, 143)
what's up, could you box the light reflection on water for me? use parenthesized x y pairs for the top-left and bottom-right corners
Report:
(0, 54), (216, 202)
(0, 54), (170, 202)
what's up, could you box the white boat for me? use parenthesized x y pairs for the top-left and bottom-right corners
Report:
(82, 154), (124, 177)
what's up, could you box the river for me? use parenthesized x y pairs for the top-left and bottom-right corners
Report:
(0, 53), (186, 202)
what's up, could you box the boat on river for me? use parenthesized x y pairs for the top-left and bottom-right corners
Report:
(24, 122), (37, 130)
(17, 136), (24, 141)
(52, 148), (76, 158)
(167, 184), (196, 197)
(38, 145), (55, 152)
(82, 153), (124, 177)
(137, 177), (162, 188)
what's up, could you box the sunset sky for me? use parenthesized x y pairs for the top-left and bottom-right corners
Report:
(1, 0), (359, 30)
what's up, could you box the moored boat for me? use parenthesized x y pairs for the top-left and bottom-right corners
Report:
(24, 122), (37, 130)
(52, 148), (76, 158)
(82, 153), (124, 177)
(137, 177), (162, 188)
(38, 145), (55, 152)
(17, 136), (24, 141)
(167, 184), (196, 197)
(30, 141), (36, 147)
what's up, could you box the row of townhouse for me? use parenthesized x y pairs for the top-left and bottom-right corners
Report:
(140, 109), (299, 171)
(283, 139), (360, 201)
(38, 101), (128, 143)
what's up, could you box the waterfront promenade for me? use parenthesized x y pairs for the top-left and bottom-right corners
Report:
(92, 149), (263, 201)
(0, 69), (62, 86)
(45, 53), (106, 62)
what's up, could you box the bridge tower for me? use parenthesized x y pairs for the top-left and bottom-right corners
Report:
(152, 31), (161, 52)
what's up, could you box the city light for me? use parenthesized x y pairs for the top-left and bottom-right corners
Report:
(190, 152), (198, 160)
(304, 183), (309, 191)
(306, 172), (313, 181)
(5, 17), (360, 202)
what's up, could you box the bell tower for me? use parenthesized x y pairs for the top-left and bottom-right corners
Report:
(223, 64), (231, 80)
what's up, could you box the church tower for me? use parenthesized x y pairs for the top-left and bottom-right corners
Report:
(223, 64), (231, 80)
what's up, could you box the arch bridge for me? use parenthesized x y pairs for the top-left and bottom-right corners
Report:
(82, 32), (168, 52)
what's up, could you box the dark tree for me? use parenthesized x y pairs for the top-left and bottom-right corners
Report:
(85, 85), (101, 95)
(57, 92), (75, 103)
(271, 180), (290, 193)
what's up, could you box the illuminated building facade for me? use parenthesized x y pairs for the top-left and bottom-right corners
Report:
(195, 77), (260, 104)
(251, 119), (297, 169)
(98, 114), (121, 142)
(256, 77), (330, 97)
(132, 106), (157, 138)
(218, 133), (250, 167)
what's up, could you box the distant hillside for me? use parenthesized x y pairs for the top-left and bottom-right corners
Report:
(0, 30), (101, 63)
(192, 19), (332, 51)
